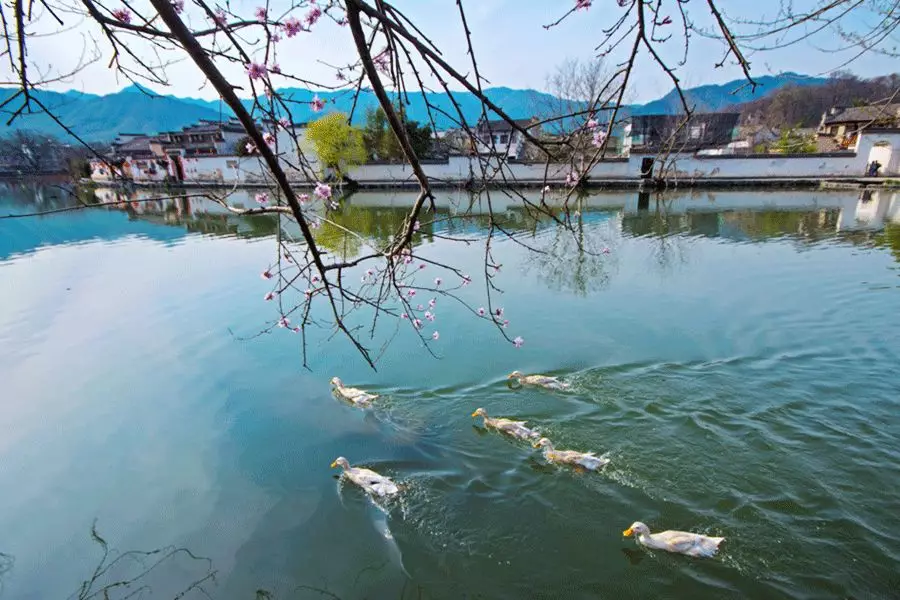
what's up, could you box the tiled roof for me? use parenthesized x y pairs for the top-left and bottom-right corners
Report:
(823, 103), (900, 125)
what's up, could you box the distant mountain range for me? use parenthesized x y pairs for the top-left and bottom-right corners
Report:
(0, 72), (829, 142)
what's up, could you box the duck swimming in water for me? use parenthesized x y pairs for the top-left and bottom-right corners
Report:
(330, 457), (399, 497)
(471, 407), (540, 440)
(622, 521), (725, 558)
(330, 377), (378, 406)
(507, 371), (570, 390)
(533, 438), (609, 470)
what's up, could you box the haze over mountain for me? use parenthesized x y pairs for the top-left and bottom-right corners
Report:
(0, 72), (829, 142)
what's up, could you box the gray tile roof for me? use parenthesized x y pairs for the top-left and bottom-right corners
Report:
(823, 103), (900, 125)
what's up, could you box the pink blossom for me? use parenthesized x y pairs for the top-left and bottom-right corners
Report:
(403, 255), (414, 265)
(373, 49), (390, 73)
(278, 316), (290, 328)
(112, 7), (131, 23)
(298, 193), (309, 203)
(417, 304), (424, 311)
(592, 130), (607, 148)
(425, 311), (435, 322)
(565, 170), (579, 187)
(283, 16), (302, 37)
(407, 289), (417, 297)
(171, 0), (184, 14)
(263, 132), (276, 145)
(304, 288), (312, 298)
(246, 62), (267, 80)
(401, 313), (409, 319)
(461, 274), (471, 286)
(336, 71), (346, 81)
(477, 307), (485, 316)
(495, 307), (504, 317)
(269, 63), (281, 74)
(213, 8), (227, 26)
(575, 0), (591, 9)
(659, 15), (672, 25)
(261, 269), (272, 279)
(314, 182), (332, 200)
(292, 326), (301, 333)
(428, 298), (436, 308)
(432, 331), (440, 340)
(413, 318), (422, 329)
(586, 118), (598, 130)
(602, 247), (611, 254)
(264, 291), (275, 301)
(513, 336), (524, 348)
(418, 263), (426, 270)
(311, 275), (320, 283)
(311, 95), (326, 112)
(413, 220), (420, 232)
(254, 6), (267, 22)
(271, 32), (282, 43)
(502, 319), (509, 328)
(304, 6), (322, 26)
(278, 117), (290, 128)
(255, 192), (269, 205)
(434, 277), (442, 286)
(309, 219), (319, 229)
(365, 268), (374, 277)
(245, 142), (256, 154)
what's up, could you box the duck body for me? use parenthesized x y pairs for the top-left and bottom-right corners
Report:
(330, 377), (378, 406)
(471, 408), (539, 440)
(508, 371), (570, 390)
(533, 438), (609, 470)
(331, 457), (399, 497)
(624, 521), (724, 558)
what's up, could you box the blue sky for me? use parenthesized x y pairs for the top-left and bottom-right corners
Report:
(8, 0), (899, 103)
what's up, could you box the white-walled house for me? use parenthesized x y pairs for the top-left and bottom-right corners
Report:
(472, 118), (538, 159)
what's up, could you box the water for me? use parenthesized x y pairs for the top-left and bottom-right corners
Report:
(1, 184), (900, 599)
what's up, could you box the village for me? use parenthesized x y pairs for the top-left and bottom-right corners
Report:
(86, 102), (900, 188)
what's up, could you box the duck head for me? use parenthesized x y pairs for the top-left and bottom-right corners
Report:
(533, 437), (554, 449)
(623, 521), (650, 537)
(330, 377), (342, 387)
(330, 456), (350, 470)
(507, 371), (523, 380)
(471, 407), (487, 418)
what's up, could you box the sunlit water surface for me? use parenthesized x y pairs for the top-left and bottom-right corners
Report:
(1, 185), (900, 599)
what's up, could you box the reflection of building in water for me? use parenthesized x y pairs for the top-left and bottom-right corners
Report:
(837, 190), (900, 232)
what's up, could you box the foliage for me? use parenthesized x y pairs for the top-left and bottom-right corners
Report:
(361, 106), (433, 161)
(772, 127), (817, 154)
(307, 112), (367, 177)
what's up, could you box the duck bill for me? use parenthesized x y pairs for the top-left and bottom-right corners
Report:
(622, 527), (634, 537)
(330, 461), (338, 468)
(470, 411), (479, 417)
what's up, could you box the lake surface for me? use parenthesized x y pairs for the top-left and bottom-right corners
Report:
(2, 184), (900, 599)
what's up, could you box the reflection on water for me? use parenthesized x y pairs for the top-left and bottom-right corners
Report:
(2, 184), (900, 599)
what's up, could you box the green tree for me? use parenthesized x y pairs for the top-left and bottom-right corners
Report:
(361, 106), (432, 161)
(772, 127), (817, 154)
(307, 112), (367, 178)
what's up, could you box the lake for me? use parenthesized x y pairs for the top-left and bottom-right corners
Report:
(1, 184), (900, 599)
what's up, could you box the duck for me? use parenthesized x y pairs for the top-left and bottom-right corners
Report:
(330, 457), (400, 497)
(507, 371), (570, 390)
(623, 521), (725, 558)
(330, 377), (378, 406)
(471, 407), (540, 440)
(532, 437), (609, 470)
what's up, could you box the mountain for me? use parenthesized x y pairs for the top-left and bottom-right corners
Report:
(631, 73), (830, 115)
(0, 73), (831, 141)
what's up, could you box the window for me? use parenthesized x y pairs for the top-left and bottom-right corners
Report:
(689, 125), (703, 140)
(499, 133), (509, 144)
(226, 160), (238, 169)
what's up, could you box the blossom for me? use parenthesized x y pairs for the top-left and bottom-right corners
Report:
(171, 0), (184, 14)
(298, 193), (309, 203)
(314, 182), (332, 200)
(407, 289), (417, 297)
(311, 95), (326, 112)
(112, 7), (131, 23)
(254, 6), (267, 22)
(336, 71), (346, 81)
(586, 118), (598, 130)
(278, 316), (291, 328)
(565, 170), (579, 187)
(264, 291), (275, 301)
(255, 192), (269, 204)
(304, 6), (322, 26)
(425, 311), (435, 322)
(245, 142), (257, 154)
(212, 8), (227, 26)
(278, 117), (290, 128)
(602, 247), (611, 254)
(502, 319), (509, 328)
(461, 274), (471, 286)
(292, 326), (301, 333)
(543, 185), (551, 193)
(592, 130), (607, 148)
(246, 62), (267, 80)
(659, 15), (673, 25)
(271, 32), (282, 43)
(311, 275), (320, 283)
(403, 254), (414, 265)
(269, 63), (281, 74)
(261, 269), (272, 279)
(575, 0), (591, 9)
(373, 49), (390, 73)
(413, 220), (420, 231)
(432, 331), (440, 340)
(417, 304), (424, 311)
(401, 313), (409, 319)
(428, 298), (436, 309)
(434, 277), (442, 286)
(304, 288), (312, 298)
(477, 307), (486, 316)
(365, 268), (374, 277)
(263, 132), (276, 145)
(329, 201), (339, 210)
(413, 318), (423, 329)
(283, 16), (302, 37)
(494, 307), (504, 317)
(418, 263), (426, 270)
(513, 336), (524, 348)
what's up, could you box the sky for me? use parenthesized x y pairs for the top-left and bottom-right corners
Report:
(4, 0), (899, 104)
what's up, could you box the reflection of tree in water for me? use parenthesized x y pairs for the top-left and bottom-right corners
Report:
(718, 209), (841, 242)
(621, 195), (689, 275)
(0, 550), (13, 595)
(872, 223), (900, 264)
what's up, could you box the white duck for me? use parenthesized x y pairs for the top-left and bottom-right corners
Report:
(471, 407), (540, 440)
(623, 521), (725, 558)
(507, 371), (570, 390)
(330, 377), (378, 406)
(331, 457), (400, 497)
(533, 438), (609, 470)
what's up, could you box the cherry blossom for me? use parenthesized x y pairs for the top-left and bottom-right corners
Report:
(602, 247), (611, 254)
(592, 130), (607, 148)
(513, 336), (525, 348)
(304, 289), (312, 298)
(263, 132), (276, 145)
(311, 275), (320, 283)
(432, 331), (440, 340)
(461, 274), (471, 286)
(407, 289), (417, 297)
(278, 117), (290, 128)
(212, 8), (227, 26)
(418, 263), (426, 270)
(425, 311), (436, 322)
(336, 71), (346, 81)
(428, 298), (436, 309)
(401, 313), (409, 319)
(305, 6), (322, 26)
(246, 62), (267, 80)
(245, 142), (256, 154)
(477, 307), (486, 316)
(254, 6), (267, 22)
(495, 307), (504, 317)
(413, 220), (421, 232)
(111, 7), (131, 23)
(311, 95), (326, 112)
(298, 193), (309, 203)
(565, 170), (579, 187)
(261, 270), (272, 279)
(502, 319), (509, 328)
(271, 32), (282, 43)
(269, 63), (281, 74)
(292, 326), (301, 333)
(255, 192), (269, 204)
(314, 182), (332, 200)
(264, 291), (275, 301)
(278, 316), (291, 328)
(171, 0), (184, 14)
(283, 16), (302, 37)
(659, 16), (673, 26)
(575, 0), (591, 9)
(586, 118), (598, 130)
(434, 277), (442, 286)
(413, 318), (423, 329)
